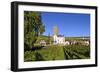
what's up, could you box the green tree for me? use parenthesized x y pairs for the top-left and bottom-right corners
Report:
(24, 11), (45, 49)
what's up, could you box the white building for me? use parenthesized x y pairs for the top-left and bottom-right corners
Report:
(53, 34), (65, 44)
(53, 25), (70, 45)
(40, 40), (46, 46)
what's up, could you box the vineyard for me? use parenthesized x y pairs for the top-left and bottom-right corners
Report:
(63, 45), (90, 59)
(24, 44), (90, 62)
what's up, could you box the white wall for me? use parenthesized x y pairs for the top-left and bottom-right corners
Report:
(0, 0), (99, 73)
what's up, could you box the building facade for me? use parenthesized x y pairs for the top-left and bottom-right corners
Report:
(53, 25), (66, 45)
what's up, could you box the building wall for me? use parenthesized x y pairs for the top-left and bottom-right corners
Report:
(53, 35), (65, 44)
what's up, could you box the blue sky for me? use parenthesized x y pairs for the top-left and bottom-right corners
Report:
(41, 12), (90, 37)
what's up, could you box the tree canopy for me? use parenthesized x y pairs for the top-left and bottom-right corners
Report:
(24, 11), (45, 49)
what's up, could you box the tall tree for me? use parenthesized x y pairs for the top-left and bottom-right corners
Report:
(24, 11), (45, 49)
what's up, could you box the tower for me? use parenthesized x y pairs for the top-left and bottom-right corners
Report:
(53, 25), (58, 35)
(53, 25), (58, 44)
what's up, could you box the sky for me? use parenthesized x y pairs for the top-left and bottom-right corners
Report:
(41, 12), (90, 37)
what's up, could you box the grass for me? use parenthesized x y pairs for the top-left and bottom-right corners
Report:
(24, 44), (90, 62)
(24, 45), (65, 62)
